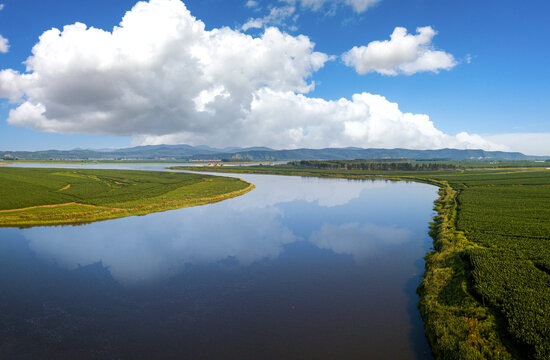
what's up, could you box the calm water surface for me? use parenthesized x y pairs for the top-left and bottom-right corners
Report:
(0, 164), (437, 359)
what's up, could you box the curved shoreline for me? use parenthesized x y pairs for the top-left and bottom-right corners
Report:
(5, 163), (543, 357)
(0, 182), (254, 228)
(0, 168), (255, 227)
(170, 165), (523, 358)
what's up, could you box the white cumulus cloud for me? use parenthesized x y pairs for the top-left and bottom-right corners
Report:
(132, 88), (505, 150)
(342, 26), (457, 76)
(2, 0), (327, 135)
(0, 69), (30, 100)
(0, 0), (502, 151)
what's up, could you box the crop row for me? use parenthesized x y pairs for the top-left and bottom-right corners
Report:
(469, 249), (550, 359)
(459, 180), (550, 359)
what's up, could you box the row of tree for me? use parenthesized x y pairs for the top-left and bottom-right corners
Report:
(289, 160), (458, 171)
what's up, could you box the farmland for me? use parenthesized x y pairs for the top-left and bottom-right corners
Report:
(172, 162), (550, 360)
(0, 167), (253, 227)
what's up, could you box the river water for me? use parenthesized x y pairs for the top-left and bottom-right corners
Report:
(0, 164), (437, 359)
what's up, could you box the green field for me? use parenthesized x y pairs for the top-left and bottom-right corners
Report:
(171, 163), (550, 360)
(0, 167), (253, 227)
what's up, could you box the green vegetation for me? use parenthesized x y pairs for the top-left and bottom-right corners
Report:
(171, 162), (550, 359)
(0, 167), (253, 227)
(289, 159), (458, 171)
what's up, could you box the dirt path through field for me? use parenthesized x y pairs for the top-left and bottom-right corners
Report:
(0, 202), (123, 213)
(58, 184), (71, 191)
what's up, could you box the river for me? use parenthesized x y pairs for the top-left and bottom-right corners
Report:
(0, 164), (437, 359)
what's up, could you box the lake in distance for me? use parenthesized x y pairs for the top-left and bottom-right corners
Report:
(0, 165), (438, 359)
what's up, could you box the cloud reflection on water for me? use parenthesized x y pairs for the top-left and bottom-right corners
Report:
(22, 175), (429, 286)
(310, 222), (412, 262)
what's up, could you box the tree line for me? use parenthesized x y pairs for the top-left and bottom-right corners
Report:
(289, 160), (458, 171)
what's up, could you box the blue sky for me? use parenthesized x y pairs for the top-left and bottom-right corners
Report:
(0, 0), (549, 154)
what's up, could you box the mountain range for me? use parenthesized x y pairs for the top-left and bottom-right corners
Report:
(1, 145), (547, 161)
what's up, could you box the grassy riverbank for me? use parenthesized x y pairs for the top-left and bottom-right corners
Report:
(0, 167), (253, 227)
(171, 164), (550, 359)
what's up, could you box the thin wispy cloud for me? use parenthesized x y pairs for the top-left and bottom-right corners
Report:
(0, 3), (8, 53)
(242, 4), (297, 31)
(242, 0), (379, 31)
(298, 0), (379, 13)
(0, 35), (8, 53)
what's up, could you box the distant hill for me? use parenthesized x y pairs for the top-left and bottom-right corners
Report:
(192, 147), (546, 161)
(0, 144), (547, 161)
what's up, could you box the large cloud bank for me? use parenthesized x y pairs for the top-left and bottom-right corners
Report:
(0, 0), (502, 150)
(342, 26), (457, 76)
